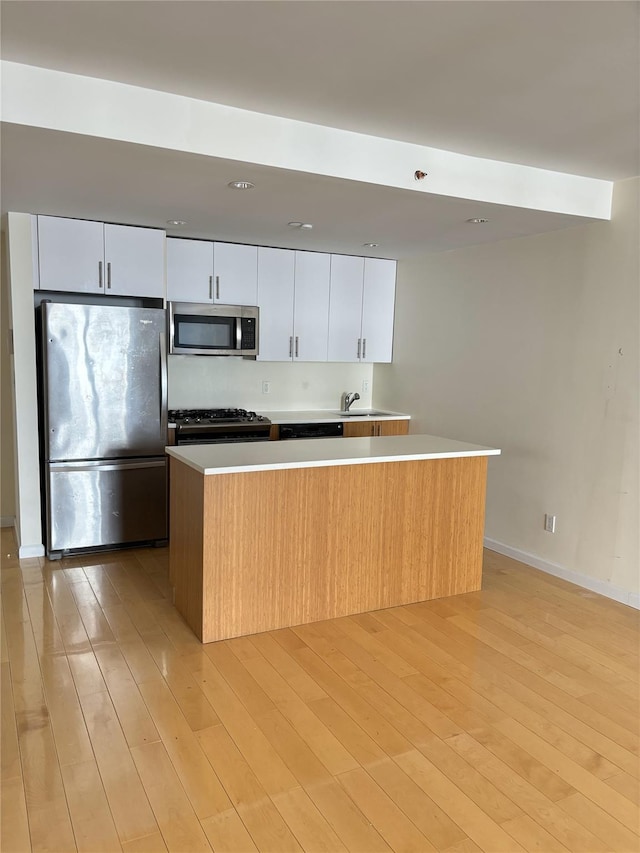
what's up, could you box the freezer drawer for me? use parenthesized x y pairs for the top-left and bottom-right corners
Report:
(45, 458), (167, 557)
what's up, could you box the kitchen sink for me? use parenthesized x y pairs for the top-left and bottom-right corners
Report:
(333, 410), (390, 418)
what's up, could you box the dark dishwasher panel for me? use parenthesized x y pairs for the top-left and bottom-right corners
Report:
(279, 422), (344, 440)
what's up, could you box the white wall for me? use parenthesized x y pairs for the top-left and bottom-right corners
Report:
(1, 232), (16, 526)
(375, 178), (639, 606)
(168, 357), (372, 411)
(4, 213), (44, 556)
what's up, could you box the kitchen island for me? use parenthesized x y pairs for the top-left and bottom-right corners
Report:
(167, 435), (500, 643)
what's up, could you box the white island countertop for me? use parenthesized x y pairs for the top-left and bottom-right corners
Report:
(166, 433), (501, 475)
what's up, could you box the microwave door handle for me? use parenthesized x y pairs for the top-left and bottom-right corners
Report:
(236, 318), (242, 350)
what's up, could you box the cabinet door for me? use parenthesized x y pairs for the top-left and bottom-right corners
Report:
(293, 251), (330, 361)
(361, 258), (396, 363)
(257, 247), (295, 361)
(37, 216), (104, 293)
(376, 419), (408, 436)
(327, 254), (364, 362)
(213, 243), (258, 305)
(104, 224), (165, 298)
(167, 238), (214, 302)
(343, 422), (376, 437)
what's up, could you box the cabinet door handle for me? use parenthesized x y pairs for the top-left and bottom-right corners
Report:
(289, 336), (293, 358)
(362, 338), (367, 359)
(107, 262), (112, 290)
(209, 276), (213, 300)
(98, 261), (103, 288)
(215, 276), (220, 300)
(295, 336), (299, 358)
(357, 338), (361, 359)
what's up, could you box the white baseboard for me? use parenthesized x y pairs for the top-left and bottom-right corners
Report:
(0, 516), (15, 528)
(18, 544), (45, 559)
(484, 537), (640, 610)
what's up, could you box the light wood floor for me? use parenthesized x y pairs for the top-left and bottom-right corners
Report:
(1, 528), (638, 853)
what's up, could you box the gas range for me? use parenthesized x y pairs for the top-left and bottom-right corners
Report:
(169, 408), (272, 445)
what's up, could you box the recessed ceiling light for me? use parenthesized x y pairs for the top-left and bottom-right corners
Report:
(467, 218), (489, 224)
(288, 222), (313, 229)
(166, 219), (187, 226)
(228, 180), (255, 190)
(363, 243), (379, 248)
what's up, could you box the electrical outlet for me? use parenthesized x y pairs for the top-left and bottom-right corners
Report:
(261, 380), (271, 394)
(544, 513), (556, 533)
(362, 379), (370, 393)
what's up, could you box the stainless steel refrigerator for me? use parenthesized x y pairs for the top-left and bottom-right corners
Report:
(38, 301), (168, 559)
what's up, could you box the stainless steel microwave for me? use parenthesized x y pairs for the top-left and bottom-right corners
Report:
(168, 302), (259, 356)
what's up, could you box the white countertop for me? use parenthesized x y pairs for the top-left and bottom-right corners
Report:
(260, 409), (410, 424)
(166, 433), (501, 475)
(167, 408), (410, 429)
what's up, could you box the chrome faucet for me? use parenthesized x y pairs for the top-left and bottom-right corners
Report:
(341, 391), (360, 412)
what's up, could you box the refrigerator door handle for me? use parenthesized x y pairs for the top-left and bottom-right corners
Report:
(49, 459), (166, 473)
(159, 332), (168, 442)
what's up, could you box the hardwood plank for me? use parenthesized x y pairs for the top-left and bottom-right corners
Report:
(196, 724), (303, 851)
(337, 767), (436, 852)
(121, 832), (167, 853)
(303, 779), (392, 852)
(443, 730), (609, 851)
(496, 716), (639, 832)
(558, 791), (640, 852)
(19, 724), (76, 852)
(1, 774), (31, 853)
(39, 652), (94, 766)
(66, 649), (107, 696)
(186, 652), (300, 796)
(605, 771), (640, 805)
(252, 707), (335, 787)
(137, 678), (232, 819)
(200, 808), (258, 853)
(395, 749), (527, 852)
(61, 759), (122, 852)
(79, 689), (159, 844)
(271, 786), (349, 852)
(130, 741), (212, 853)
(142, 633), (221, 731)
(377, 607), (637, 778)
(500, 813), (570, 852)
(1, 661), (22, 781)
(231, 637), (371, 775)
(365, 757), (468, 850)
(94, 644), (160, 748)
(66, 578), (117, 645)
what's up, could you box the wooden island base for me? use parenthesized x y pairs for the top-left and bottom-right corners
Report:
(170, 455), (488, 643)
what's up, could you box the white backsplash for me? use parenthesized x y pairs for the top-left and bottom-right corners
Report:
(168, 357), (374, 411)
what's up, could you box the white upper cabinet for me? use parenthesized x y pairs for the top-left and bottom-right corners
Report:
(213, 242), (258, 306)
(166, 238), (214, 302)
(327, 254), (396, 363)
(361, 258), (396, 363)
(37, 216), (104, 293)
(293, 251), (331, 362)
(37, 216), (165, 298)
(103, 224), (165, 298)
(257, 247), (295, 361)
(257, 249), (331, 362)
(167, 239), (258, 305)
(327, 255), (365, 362)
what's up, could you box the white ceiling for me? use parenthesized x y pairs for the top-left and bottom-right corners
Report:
(1, 1), (638, 258)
